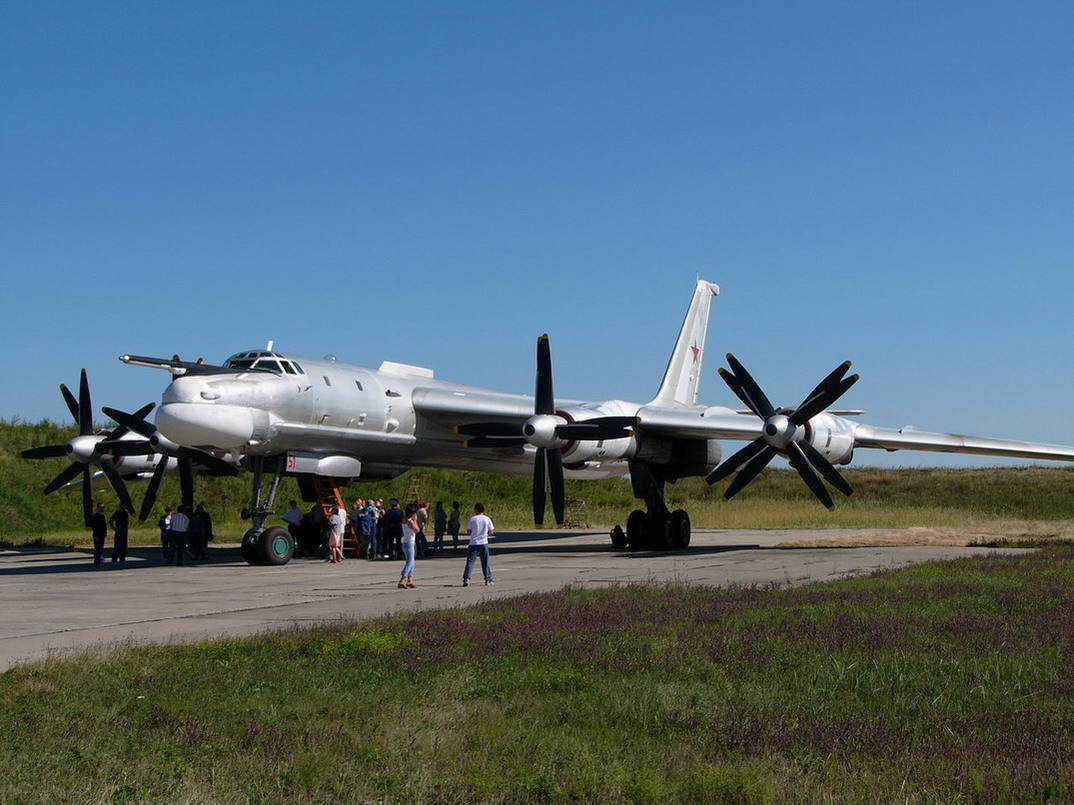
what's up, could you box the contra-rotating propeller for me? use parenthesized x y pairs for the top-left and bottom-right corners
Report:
(100, 404), (240, 521)
(704, 354), (859, 510)
(456, 334), (636, 526)
(20, 369), (147, 526)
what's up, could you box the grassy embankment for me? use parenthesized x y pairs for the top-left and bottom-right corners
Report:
(4, 418), (1074, 545)
(2, 549), (1073, 803)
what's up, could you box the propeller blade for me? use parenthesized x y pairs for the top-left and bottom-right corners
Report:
(59, 383), (79, 421)
(82, 467), (93, 527)
(99, 458), (135, 513)
(533, 447), (548, 526)
(790, 374), (860, 426)
(722, 444), (777, 501)
(463, 436), (528, 449)
(535, 334), (555, 416)
(786, 442), (835, 510)
(102, 406), (155, 439)
(22, 445), (68, 460)
(547, 447), (565, 526)
(725, 355), (776, 420)
(179, 447), (240, 476)
(96, 439), (155, 456)
(179, 457), (195, 510)
(720, 363), (776, 420)
(139, 458), (168, 521)
(704, 437), (768, 486)
(796, 361), (852, 412)
(104, 401), (156, 441)
(44, 462), (83, 495)
(78, 369), (93, 436)
(555, 416), (637, 441)
(797, 439), (855, 498)
(718, 368), (758, 416)
(455, 422), (522, 437)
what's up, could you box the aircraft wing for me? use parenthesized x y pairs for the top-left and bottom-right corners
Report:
(633, 406), (763, 441)
(411, 387), (1074, 464)
(851, 423), (1074, 462)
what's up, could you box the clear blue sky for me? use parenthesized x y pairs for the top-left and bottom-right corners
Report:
(3, 2), (1073, 467)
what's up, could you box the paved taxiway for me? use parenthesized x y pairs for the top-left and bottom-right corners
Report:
(0, 529), (1025, 671)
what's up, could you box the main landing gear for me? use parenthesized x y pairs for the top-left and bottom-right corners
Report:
(240, 456), (294, 566)
(616, 461), (692, 552)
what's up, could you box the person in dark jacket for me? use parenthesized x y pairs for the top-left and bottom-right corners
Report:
(90, 502), (107, 566)
(109, 503), (130, 563)
(380, 499), (405, 560)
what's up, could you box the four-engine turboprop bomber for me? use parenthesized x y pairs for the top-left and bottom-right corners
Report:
(23, 279), (1074, 565)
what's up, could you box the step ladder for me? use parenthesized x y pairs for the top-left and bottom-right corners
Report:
(311, 477), (359, 557)
(404, 472), (430, 504)
(562, 497), (589, 529)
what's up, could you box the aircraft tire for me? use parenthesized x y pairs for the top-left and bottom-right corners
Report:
(241, 529), (265, 566)
(259, 526), (294, 566)
(626, 509), (648, 551)
(648, 510), (671, 550)
(669, 509), (691, 549)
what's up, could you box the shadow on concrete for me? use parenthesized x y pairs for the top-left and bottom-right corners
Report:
(0, 532), (775, 576)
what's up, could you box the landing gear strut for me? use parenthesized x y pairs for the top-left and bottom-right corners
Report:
(240, 456), (293, 566)
(615, 462), (691, 551)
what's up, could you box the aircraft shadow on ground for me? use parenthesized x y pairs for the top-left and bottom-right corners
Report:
(0, 536), (770, 576)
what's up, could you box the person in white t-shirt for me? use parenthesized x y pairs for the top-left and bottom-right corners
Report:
(462, 503), (495, 587)
(327, 506), (346, 563)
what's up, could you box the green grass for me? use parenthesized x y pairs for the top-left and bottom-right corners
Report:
(5, 419), (1074, 544)
(3, 549), (1074, 803)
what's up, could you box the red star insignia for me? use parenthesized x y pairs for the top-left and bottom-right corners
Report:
(690, 343), (701, 364)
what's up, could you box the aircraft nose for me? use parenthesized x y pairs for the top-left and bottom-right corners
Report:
(156, 403), (254, 450)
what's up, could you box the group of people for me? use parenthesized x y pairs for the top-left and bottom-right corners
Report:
(155, 504), (214, 565)
(279, 497), (496, 589)
(87, 493), (495, 585)
(280, 498), (467, 562)
(87, 502), (213, 566)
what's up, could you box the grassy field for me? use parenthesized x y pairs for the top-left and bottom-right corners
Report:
(5, 419), (1074, 545)
(2, 548), (1073, 803)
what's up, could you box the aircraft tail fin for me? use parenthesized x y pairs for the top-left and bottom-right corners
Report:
(648, 279), (720, 407)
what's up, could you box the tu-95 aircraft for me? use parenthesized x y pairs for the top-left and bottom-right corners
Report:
(23, 279), (1074, 565)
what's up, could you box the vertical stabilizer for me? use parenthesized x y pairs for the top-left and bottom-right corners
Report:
(648, 280), (720, 407)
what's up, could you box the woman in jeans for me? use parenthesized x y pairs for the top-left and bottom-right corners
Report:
(398, 504), (420, 589)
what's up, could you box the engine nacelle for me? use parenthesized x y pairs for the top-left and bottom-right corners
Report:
(665, 438), (722, 480)
(804, 413), (856, 465)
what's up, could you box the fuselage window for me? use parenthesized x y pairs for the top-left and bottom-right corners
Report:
(355, 380), (364, 391)
(323, 376), (332, 387)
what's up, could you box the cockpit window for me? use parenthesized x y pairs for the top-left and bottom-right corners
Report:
(223, 350), (304, 374)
